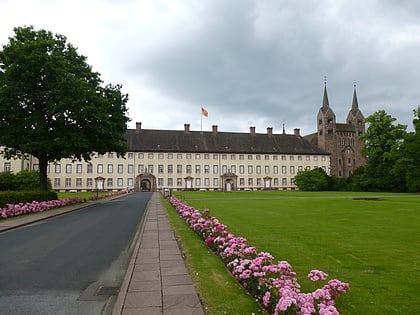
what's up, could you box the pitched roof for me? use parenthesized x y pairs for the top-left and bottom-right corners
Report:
(126, 128), (329, 155)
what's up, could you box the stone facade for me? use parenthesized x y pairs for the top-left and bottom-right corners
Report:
(307, 84), (366, 177)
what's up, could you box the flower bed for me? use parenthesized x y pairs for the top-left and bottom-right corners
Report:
(0, 197), (82, 219)
(166, 194), (349, 315)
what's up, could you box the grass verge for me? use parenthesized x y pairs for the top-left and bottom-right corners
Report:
(170, 191), (420, 315)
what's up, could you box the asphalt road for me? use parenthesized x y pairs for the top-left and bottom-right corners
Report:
(0, 192), (152, 315)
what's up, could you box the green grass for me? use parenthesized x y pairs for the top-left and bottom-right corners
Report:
(57, 191), (108, 200)
(168, 191), (420, 315)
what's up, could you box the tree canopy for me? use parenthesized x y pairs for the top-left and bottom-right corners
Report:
(294, 167), (329, 191)
(0, 26), (130, 190)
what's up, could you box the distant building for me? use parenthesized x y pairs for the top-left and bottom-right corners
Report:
(0, 83), (366, 191)
(305, 83), (366, 177)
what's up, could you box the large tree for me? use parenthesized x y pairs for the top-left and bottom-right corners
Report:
(359, 110), (407, 191)
(403, 106), (420, 192)
(0, 26), (129, 190)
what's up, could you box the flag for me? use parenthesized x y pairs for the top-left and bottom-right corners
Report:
(201, 106), (208, 117)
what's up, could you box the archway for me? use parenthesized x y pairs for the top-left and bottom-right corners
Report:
(134, 172), (157, 192)
(221, 172), (237, 192)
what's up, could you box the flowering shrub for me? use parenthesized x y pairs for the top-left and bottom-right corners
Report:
(0, 197), (82, 219)
(165, 194), (349, 315)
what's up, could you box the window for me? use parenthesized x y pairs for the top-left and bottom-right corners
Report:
(204, 178), (210, 186)
(231, 165), (236, 173)
(158, 165), (164, 173)
(54, 178), (60, 187)
(76, 164), (82, 173)
(127, 178), (133, 187)
(128, 164), (134, 174)
(239, 154), (244, 160)
(177, 153), (183, 159)
(107, 164), (113, 173)
(147, 165), (153, 173)
(256, 165), (261, 174)
(239, 165), (245, 174)
(204, 165), (210, 174)
(117, 164), (123, 173)
(248, 155), (253, 160)
(87, 178), (93, 187)
(65, 178), (71, 187)
(240, 178), (244, 186)
(4, 162), (11, 171)
(195, 154), (201, 159)
(222, 154), (227, 160)
(195, 178), (201, 186)
(148, 153), (154, 159)
(108, 152), (114, 158)
(273, 155), (278, 160)
(186, 165), (192, 174)
(177, 178), (182, 186)
(290, 156), (294, 161)
(158, 153), (164, 159)
(168, 153), (173, 159)
(282, 166), (287, 174)
(265, 155), (269, 160)
(117, 178), (123, 187)
(76, 178), (82, 187)
(33, 164), (39, 171)
(195, 165), (201, 173)
(222, 165), (227, 174)
(248, 178), (253, 186)
(66, 164), (72, 173)
(98, 154), (103, 158)
(290, 166), (295, 174)
(298, 156), (302, 161)
(138, 153), (144, 159)
(213, 154), (218, 160)
(204, 154), (210, 159)
(168, 165), (173, 174)
(256, 155), (261, 160)
(248, 165), (253, 174)
(257, 178), (261, 186)
(177, 165), (182, 173)
(55, 164), (61, 173)
(231, 154), (236, 160)
(274, 166), (278, 174)
(127, 153), (133, 159)
(186, 153), (191, 159)
(213, 178), (219, 186)
(265, 166), (270, 174)
(314, 156), (318, 161)
(168, 178), (173, 187)
(107, 178), (113, 186)
(281, 155), (286, 160)
(138, 164), (144, 173)
(213, 165), (218, 174)
(87, 163), (93, 173)
(282, 178), (287, 186)
(97, 164), (103, 173)
(274, 178), (278, 186)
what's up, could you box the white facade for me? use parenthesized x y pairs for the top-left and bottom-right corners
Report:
(1, 148), (330, 192)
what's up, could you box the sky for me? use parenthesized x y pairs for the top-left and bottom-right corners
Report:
(1, 0), (419, 136)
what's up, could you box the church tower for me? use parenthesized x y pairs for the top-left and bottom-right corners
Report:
(315, 81), (366, 177)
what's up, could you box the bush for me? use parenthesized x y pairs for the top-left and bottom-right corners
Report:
(0, 171), (16, 190)
(0, 190), (58, 208)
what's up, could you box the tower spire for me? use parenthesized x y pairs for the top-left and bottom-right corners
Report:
(351, 80), (359, 113)
(322, 76), (330, 109)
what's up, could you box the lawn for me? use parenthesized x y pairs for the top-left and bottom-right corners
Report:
(169, 191), (420, 315)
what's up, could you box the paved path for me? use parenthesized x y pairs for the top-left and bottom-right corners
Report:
(0, 193), (205, 315)
(112, 193), (204, 315)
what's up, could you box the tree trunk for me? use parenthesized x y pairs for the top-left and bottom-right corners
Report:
(38, 156), (49, 191)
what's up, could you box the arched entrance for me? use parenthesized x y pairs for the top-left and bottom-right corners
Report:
(264, 176), (272, 189)
(221, 172), (238, 192)
(134, 172), (157, 192)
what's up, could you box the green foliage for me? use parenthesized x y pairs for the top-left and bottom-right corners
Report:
(0, 190), (57, 208)
(359, 110), (408, 191)
(0, 26), (130, 190)
(294, 167), (329, 191)
(0, 171), (16, 190)
(13, 169), (51, 191)
(403, 106), (420, 192)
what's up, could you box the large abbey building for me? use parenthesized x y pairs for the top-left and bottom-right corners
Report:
(0, 84), (365, 192)
(306, 83), (366, 177)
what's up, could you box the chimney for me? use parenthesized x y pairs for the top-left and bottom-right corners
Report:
(250, 126), (256, 135)
(267, 127), (273, 136)
(294, 128), (300, 136)
(184, 123), (190, 133)
(212, 125), (218, 134)
(135, 122), (142, 133)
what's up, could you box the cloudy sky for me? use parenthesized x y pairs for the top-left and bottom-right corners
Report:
(1, 0), (419, 135)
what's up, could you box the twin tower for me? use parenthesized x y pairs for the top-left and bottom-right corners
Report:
(308, 83), (366, 177)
